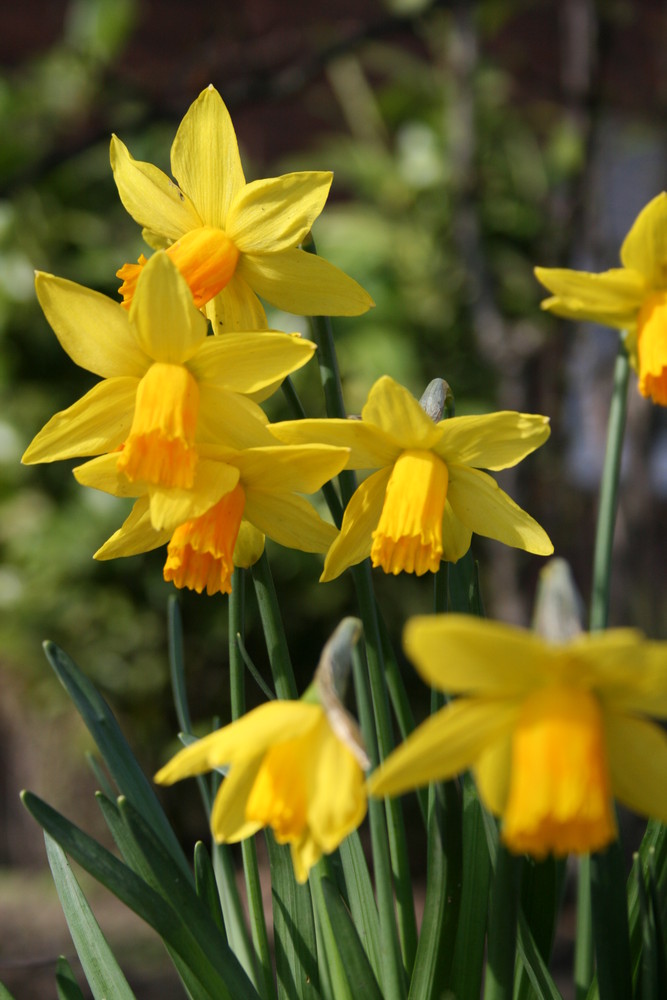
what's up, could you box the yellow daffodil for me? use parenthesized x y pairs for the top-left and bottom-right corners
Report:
(74, 439), (348, 595)
(22, 253), (317, 487)
(271, 375), (553, 580)
(535, 192), (667, 404)
(112, 85), (374, 331)
(155, 620), (368, 881)
(368, 614), (667, 858)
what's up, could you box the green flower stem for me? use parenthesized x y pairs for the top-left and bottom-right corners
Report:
(484, 845), (522, 1000)
(251, 551), (298, 700)
(229, 571), (275, 1000)
(577, 341), (630, 999)
(589, 343), (630, 632)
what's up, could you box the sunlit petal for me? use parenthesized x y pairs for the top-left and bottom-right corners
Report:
(320, 468), (390, 581)
(605, 712), (667, 824)
(205, 273), (268, 334)
(245, 491), (338, 553)
(270, 417), (399, 470)
(188, 331), (315, 395)
(620, 191), (667, 284)
(94, 498), (170, 560)
(534, 266), (646, 328)
(130, 253), (207, 363)
(362, 376), (441, 450)
(436, 411), (551, 470)
(226, 172), (332, 252)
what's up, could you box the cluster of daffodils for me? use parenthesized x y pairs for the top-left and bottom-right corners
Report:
(24, 86), (667, 883)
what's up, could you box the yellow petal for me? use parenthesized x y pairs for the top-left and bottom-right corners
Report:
(305, 720), (367, 852)
(188, 331), (315, 396)
(110, 135), (201, 239)
(636, 291), (667, 404)
(474, 733), (512, 817)
(436, 411), (550, 470)
(448, 465), (553, 555)
(534, 266), (646, 328)
(245, 491), (338, 553)
(403, 614), (550, 694)
(148, 460), (240, 532)
(233, 443), (349, 494)
(320, 468), (390, 581)
(155, 701), (320, 782)
(361, 376), (441, 451)
(22, 377), (138, 463)
(440, 501), (473, 562)
(35, 273), (150, 379)
(238, 247), (374, 317)
(196, 387), (273, 449)
(210, 756), (265, 843)
(367, 700), (517, 798)
(605, 712), (667, 824)
(130, 253), (207, 363)
(74, 453), (137, 496)
(269, 418), (398, 470)
(226, 172), (332, 253)
(94, 498), (170, 560)
(205, 272), (268, 333)
(620, 191), (667, 285)
(233, 521), (265, 568)
(170, 86), (245, 228)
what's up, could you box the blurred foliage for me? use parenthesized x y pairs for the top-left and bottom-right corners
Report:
(0, 0), (584, 762)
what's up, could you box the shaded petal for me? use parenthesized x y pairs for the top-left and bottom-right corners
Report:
(435, 411), (551, 471)
(367, 700), (517, 798)
(403, 613), (553, 694)
(170, 86), (245, 228)
(606, 712), (667, 824)
(205, 273), (268, 333)
(226, 172), (332, 253)
(211, 757), (264, 843)
(320, 468), (390, 581)
(474, 732), (513, 817)
(197, 387), (274, 449)
(189, 331), (315, 395)
(440, 501), (473, 562)
(94, 498), (171, 560)
(155, 702), (320, 781)
(270, 417), (399, 470)
(245, 491), (338, 553)
(35, 273), (150, 378)
(130, 252), (208, 362)
(361, 376), (442, 450)
(110, 135), (201, 239)
(22, 378), (138, 463)
(534, 266), (646, 329)
(234, 521), (265, 567)
(234, 444), (349, 493)
(620, 192), (667, 286)
(239, 247), (374, 317)
(306, 721), (367, 852)
(448, 466), (553, 555)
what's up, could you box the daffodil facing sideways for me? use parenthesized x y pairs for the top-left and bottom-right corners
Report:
(367, 613), (667, 858)
(271, 375), (553, 580)
(112, 85), (374, 331)
(22, 253), (318, 488)
(535, 192), (667, 405)
(74, 437), (349, 596)
(155, 619), (369, 882)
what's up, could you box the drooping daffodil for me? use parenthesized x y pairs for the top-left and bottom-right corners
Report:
(74, 438), (349, 596)
(23, 253), (317, 489)
(155, 619), (369, 881)
(535, 192), (667, 405)
(368, 613), (667, 858)
(112, 85), (374, 331)
(271, 375), (553, 580)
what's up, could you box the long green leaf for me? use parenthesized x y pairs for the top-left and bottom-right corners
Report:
(0, 981), (18, 1000)
(22, 792), (258, 1000)
(194, 841), (226, 937)
(45, 833), (137, 1000)
(317, 874), (383, 1000)
(42, 641), (190, 881)
(590, 843), (632, 1000)
(337, 833), (382, 981)
(55, 956), (85, 1000)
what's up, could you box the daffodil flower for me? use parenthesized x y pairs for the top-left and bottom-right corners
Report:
(74, 440), (349, 595)
(271, 375), (553, 580)
(535, 192), (667, 404)
(155, 620), (368, 882)
(368, 614), (667, 858)
(112, 85), (374, 331)
(22, 253), (317, 490)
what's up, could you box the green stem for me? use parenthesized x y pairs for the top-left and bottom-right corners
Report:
(484, 845), (521, 1000)
(575, 856), (594, 1000)
(589, 344), (630, 632)
(251, 551), (298, 700)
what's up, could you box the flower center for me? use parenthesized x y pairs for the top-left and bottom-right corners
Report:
(245, 733), (311, 843)
(163, 483), (246, 596)
(371, 450), (448, 575)
(502, 685), (616, 858)
(637, 291), (667, 405)
(117, 363), (200, 489)
(117, 226), (240, 310)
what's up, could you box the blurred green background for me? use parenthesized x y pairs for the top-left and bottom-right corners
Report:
(1, 0), (666, 990)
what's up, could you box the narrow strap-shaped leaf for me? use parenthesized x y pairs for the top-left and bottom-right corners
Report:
(645, 850), (667, 998)
(22, 792), (258, 1000)
(514, 856), (567, 1000)
(634, 854), (658, 1000)
(265, 830), (320, 1000)
(194, 841), (226, 936)
(211, 841), (258, 985)
(84, 752), (116, 801)
(337, 833), (382, 982)
(55, 957), (85, 1000)
(251, 552), (298, 700)
(42, 641), (191, 881)
(45, 833), (137, 1000)
(309, 868), (354, 1000)
(590, 842), (632, 1000)
(484, 844), (522, 1000)
(316, 874), (384, 1000)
